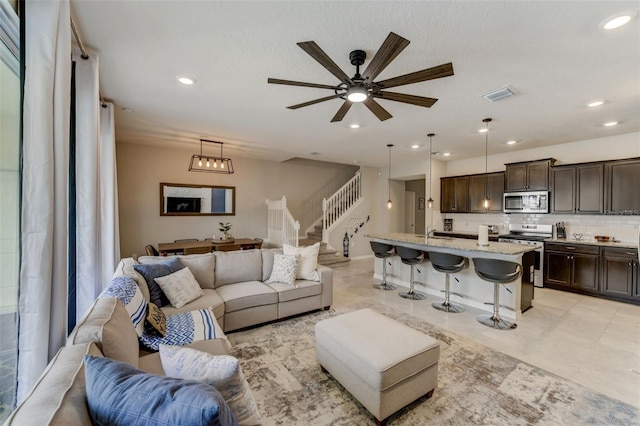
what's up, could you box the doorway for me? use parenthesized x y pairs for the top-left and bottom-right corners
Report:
(405, 191), (416, 233)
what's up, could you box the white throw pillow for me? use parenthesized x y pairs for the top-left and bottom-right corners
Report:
(283, 242), (320, 281)
(154, 267), (204, 309)
(265, 253), (300, 287)
(159, 345), (262, 426)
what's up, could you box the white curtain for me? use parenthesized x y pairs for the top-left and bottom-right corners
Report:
(73, 51), (120, 319)
(18, 3), (120, 402)
(18, 0), (71, 402)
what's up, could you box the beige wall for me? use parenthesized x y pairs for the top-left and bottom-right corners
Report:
(117, 143), (357, 257)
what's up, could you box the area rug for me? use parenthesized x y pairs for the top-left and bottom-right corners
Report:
(227, 302), (639, 426)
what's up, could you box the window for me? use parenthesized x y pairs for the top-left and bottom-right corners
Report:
(0, 0), (20, 420)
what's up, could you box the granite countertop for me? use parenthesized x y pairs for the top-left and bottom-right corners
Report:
(434, 230), (500, 238)
(545, 238), (639, 250)
(366, 233), (538, 255)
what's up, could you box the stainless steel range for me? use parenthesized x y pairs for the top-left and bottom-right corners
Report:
(499, 223), (553, 287)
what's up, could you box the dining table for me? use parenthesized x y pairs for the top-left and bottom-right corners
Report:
(157, 238), (262, 255)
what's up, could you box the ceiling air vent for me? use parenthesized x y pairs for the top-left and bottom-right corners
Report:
(482, 85), (517, 102)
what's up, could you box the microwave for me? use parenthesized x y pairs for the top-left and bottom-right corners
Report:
(503, 191), (549, 213)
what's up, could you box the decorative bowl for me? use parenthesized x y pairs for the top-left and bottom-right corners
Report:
(594, 235), (611, 242)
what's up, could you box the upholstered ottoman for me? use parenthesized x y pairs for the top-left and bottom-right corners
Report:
(315, 308), (440, 425)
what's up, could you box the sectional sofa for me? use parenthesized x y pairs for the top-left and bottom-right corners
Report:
(5, 248), (333, 425)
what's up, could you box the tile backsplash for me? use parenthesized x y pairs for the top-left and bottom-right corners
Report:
(442, 213), (640, 244)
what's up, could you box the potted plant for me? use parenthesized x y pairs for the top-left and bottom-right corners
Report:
(219, 222), (233, 242)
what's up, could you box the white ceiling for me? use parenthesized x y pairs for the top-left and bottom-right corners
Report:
(71, 1), (640, 168)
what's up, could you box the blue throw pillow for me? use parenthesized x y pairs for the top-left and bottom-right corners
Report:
(133, 258), (183, 307)
(84, 355), (237, 426)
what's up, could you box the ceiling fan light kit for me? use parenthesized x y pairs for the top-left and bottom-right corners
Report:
(268, 32), (454, 122)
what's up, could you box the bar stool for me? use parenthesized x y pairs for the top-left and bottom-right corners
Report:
(370, 241), (397, 291)
(396, 246), (427, 301)
(427, 251), (468, 313)
(472, 258), (522, 330)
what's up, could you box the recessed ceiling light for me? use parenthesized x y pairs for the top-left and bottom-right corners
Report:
(443, 152), (451, 157)
(349, 123), (360, 129)
(603, 121), (618, 127)
(587, 101), (604, 108)
(603, 14), (632, 30)
(353, 160), (359, 164)
(177, 75), (196, 85)
(411, 144), (420, 149)
(506, 140), (517, 145)
(478, 128), (489, 133)
(122, 107), (134, 113)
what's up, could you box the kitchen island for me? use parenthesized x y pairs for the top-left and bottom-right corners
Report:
(367, 233), (538, 319)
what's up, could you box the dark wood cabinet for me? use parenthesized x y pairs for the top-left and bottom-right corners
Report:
(544, 243), (599, 293)
(440, 176), (469, 213)
(505, 159), (555, 192)
(602, 247), (639, 298)
(551, 163), (604, 214)
(551, 166), (575, 213)
(605, 158), (640, 214)
(469, 172), (504, 213)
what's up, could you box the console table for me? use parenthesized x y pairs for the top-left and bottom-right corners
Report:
(157, 238), (262, 255)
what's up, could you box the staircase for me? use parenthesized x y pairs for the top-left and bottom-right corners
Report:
(299, 225), (350, 267)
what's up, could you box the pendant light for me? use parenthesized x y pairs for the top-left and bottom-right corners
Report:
(482, 118), (492, 210)
(427, 133), (435, 209)
(387, 144), (393, 209)
(189, 139), (235, 174)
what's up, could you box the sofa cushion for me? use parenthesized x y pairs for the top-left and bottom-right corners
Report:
(133, 257), (184, 307)
(214, 250), (262, 288)
(155, 267), (204, 309)
(216, 281), (278, 313)
(265, 253), (300, 287)
(113, 257), (149, 302)
(4, 342), (102, 426)
(84, 355), (238, 426)
(267, 280), (322, 302)
(100, 276), (148, 337)
(261, 248), (282, 282)
(283, 243), (320, 281)
(68, 297), (139, 367)
(161, 288), (224, 320)
(139, 253), (216, 289)
(139, 308), (226, 351)
(160, 345), (261, 425)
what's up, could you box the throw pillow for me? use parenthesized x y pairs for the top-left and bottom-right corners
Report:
(84, 355), (237, 426)
(159, 345), (261, 426)
(145, 302), (167, 336)
(154, 266), (204, 309)
(283, 242), (320, 281)
(133, 257), (183, 307)
(139, 308), (227, 351)
(265, 253), (300, 287)
(99, 276), (147, 337)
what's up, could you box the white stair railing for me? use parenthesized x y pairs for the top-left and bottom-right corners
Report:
(322, 170), (362, 242)
(266, 196), (300, 247)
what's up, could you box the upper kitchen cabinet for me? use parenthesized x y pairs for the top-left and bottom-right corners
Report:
(605, 158), (640, 215)
(551, 163), (604, 214)
(470, 172), (504, 213)
(505, 159), (555, 192)
(441, 176), (469, 213)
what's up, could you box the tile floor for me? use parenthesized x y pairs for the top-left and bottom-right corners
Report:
(332, 258), (640, 409)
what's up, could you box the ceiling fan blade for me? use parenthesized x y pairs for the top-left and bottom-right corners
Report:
(362, 32), (410, 81)
(374, 91), (438, 108)
(267, 78), (339, 90)
(287, 93), (344, 110)
(297, 41), (353, 84)
(363, 98), (393, 121)
(330, 101), (353, 122)
(375, 62), (454, 89)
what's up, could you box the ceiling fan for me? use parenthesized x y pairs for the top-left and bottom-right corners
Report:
(268, 32), (454, 122)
